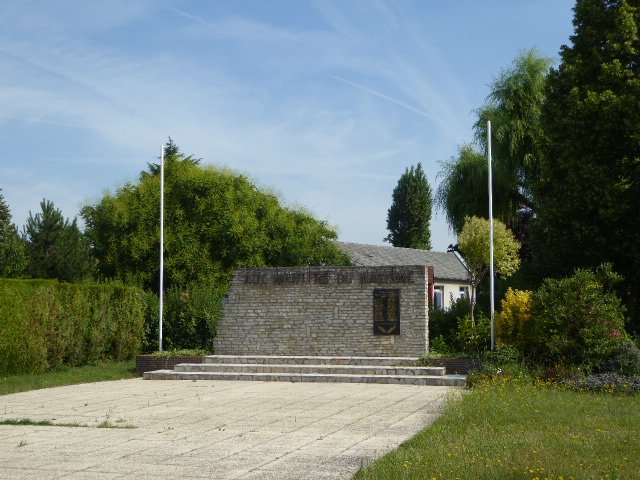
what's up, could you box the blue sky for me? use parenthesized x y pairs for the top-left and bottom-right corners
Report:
(0, 0), (575, 251)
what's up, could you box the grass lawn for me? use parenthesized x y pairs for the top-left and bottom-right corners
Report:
(355, 379), (639, 480)
(0, 360), (137, 396)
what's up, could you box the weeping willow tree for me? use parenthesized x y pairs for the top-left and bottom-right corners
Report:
(436, 145), (520, 236)
(437, 49), (552, 246)
(474, 49), (551, 200)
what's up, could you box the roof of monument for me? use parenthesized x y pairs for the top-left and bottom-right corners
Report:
(335, 241), (469, 282)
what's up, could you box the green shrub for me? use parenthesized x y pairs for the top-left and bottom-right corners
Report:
(142, 291), (160, 353)
(428, 335), (453, 355)
(428, 297), (470, 346)
(528, 264), (628, 372)
(455, 311), (490, 354)
(0, 279), (145, 375)
(490, 343), (525, 365)
(143, 282), (223, 352)
(429, 335), (454, 355)
(478, 344), (531, 380)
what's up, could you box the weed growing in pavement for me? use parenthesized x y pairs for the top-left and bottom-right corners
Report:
(0, 418), (136, 429)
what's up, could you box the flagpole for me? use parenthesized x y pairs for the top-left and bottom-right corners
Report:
(159, 144), (165, 352)
(488, 121), (495, 351)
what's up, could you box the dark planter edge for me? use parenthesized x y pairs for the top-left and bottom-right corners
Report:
(422, 357), (483, 374)
(136, 355), (205, 376)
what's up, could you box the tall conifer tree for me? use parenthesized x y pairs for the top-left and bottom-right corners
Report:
(536, 0), (640, 329)
(384, 163), (433, 250)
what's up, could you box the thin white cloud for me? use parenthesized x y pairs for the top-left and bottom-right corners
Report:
(0, 1), (155, 35)
(0, 113), (91, 130)
(168, 7), (208, 25)
(332, 75), (436, 120)
(169, 7), (309, 44)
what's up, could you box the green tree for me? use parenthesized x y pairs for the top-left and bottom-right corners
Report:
(384, 163), (433, 249)
(0, 189), (11, 227)
(82, 142), (350, 293)
(54, 219), (96, 282)
(145, 137), (200, 176)
(437, 50), (551, 246)
(0, 189), (27, 278)
(24, 199), (65, 279)
(535, 0), (640, 331)
(457, 216), (521, 322)
(24, 199), (94, 282)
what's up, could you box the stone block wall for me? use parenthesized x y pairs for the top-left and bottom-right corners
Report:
(214, 266), (429, 357)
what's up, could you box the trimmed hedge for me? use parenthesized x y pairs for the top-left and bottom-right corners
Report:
(0, 279), (145, 375)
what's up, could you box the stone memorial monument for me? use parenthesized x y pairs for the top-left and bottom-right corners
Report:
(214, 265), (431, 357)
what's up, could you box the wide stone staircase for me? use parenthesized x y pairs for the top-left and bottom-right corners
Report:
(143, 355), (467, 387)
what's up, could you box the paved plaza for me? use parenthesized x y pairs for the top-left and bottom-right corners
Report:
(0, 379), (459, 479)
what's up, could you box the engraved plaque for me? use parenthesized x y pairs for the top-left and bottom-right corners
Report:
(373, 289), (400, 335)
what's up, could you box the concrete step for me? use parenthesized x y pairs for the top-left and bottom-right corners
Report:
(143, 355), (467, 387)
(174, 363), (446, 376)
(203, 355), (421, 366)
(143, 370), (467, 387)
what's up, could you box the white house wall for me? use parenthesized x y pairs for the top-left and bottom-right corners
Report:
(435, 280), (470, 310)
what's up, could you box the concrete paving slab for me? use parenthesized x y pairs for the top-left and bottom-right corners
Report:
(0, 378), (461, 479)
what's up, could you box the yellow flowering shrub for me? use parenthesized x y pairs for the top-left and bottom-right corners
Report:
(496, 288), (534, 351)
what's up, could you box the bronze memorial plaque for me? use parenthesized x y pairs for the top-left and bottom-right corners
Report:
(373, 289), (400, 335)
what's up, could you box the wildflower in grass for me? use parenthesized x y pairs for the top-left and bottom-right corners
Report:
(610, 330), (621, 339)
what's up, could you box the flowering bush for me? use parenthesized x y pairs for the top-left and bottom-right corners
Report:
(495, 288), (534, 351)
(527, 264), (628, 372)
